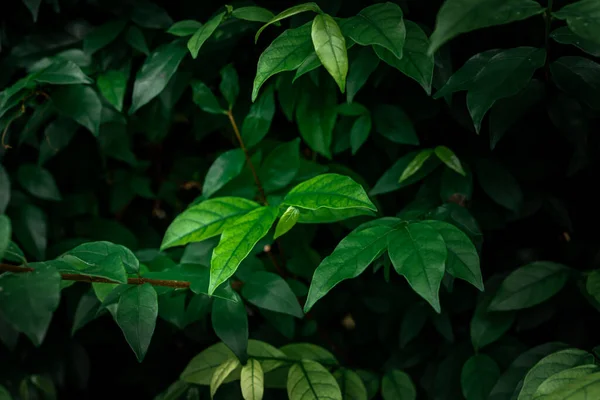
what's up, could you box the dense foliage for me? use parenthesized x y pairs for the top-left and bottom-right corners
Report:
(2, 0), (600, 398)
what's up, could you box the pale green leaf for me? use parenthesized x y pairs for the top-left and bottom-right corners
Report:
(211, 358), (241, 398)
(209, 206), (278, 294)
(241, 359), (264, 400)
(181, 342), (235, 385)
(287, 360), (342, 400)
(312, 14), (348, 92)
(533, 365), (599, 399)
(334, 369), (368, 400)
(399, 150), (434, 183)
(274, 206), (300, 239)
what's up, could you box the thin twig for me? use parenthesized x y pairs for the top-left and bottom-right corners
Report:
(226, 110), (268, 205)
(0, 263), (191, 289)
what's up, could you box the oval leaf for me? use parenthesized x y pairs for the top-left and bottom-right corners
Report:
(312, 14), (348, 92)
(241, 359), (264, 400)
(274, 206), (300, 239)
(381, 370), (416, 400)
(287, 360), (342, 400)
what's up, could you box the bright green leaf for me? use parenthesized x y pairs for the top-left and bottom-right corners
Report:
(287, 360), (342, 400)
(274, 206), (300, 239)
(209, 206), (278, 294)
(181, 342), (236, 385)
(434, 146), (465, 176)
(97, 68), (128, 112)
(399, 149), (434, 183)
(533, 364), (599, 399)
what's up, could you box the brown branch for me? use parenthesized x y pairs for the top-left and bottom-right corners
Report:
(0, 263), (191, 289)
(226, 110), (267, 205)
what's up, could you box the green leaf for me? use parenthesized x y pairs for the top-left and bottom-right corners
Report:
(518, 349), (594, 400)
(381, 370), (416, 400)
(346, 47), (380, 103)
(434, 146), (465, 176)
(211, 358), (241, 398)
(242, 271), (303, 318)
(233, 6), (275, 23)
(168, 20), (203, 36)
(533, 365), (599, 399)
(191, 80), (226, 115)
(374, 20), (434, 95)
(334, 369), (368, 400)
(424, 220), (482, 291)
(274, 206), (300, 239)
(373, 104), (419, 145)
(161, 197), (260, 250)
(252, 23), (313, 101)
(188, 12), (225, 59)
(461, 355), (501, 400)
(539, 372), (600, 399)
(287, 360), (342, 400)
(97, 69), (128, 112)
(212, 292), (249, 363)
(489, 343), (570, 400)
(12, 205), (47, 260)
(125, 26), (150, 55)
(296, 80), (337, 158)
(242, 85), (275, 148)
(371, 151), (441, 196)
(388, 222), (447, 312)
(209, 206), (278, 294)
(466, 47), (546, 132)
(0, 263), (61, 346)
(129, 40), (188, 114)
(428, 0), (544, 54)
(130, 2), (172, 29)
(551, 56), (600, 110)
(399, 150), (434, 183)
(434, 49), (502, 99)
(0, 165), (10, 214)
(241, 359), (264, 400)
(259, 139), (301, 192)
(284, 174), (376, 216)
(0, 216), (10, 260)
(350, 113), (371, 155)
(476, 158), (523, 212)
(72, 289), (102, 335)
(22, 0), (41, 21)
(17, 164), (61, 201)
(58, 240), (138, 274)
(203, 149), (246, 198)
(220, 64), (239, 109)
(553, 0), (600, 45)
(255, 3), (322, 42)
(38, 117), (77, 165)
(399, 303), (428, 348)
(551, 27), (600, 57)
(116, 284), (158, 362)
(489, 262), (570, 311)
(35, 60), (93, 85)
(181, 342), (236, 385)
(586, 270), (600, 303)
(311, 14), (348, 92)
(345, 3), (406, 59)
(83, 20), (127, 55)
(53, 85), (102, 136)
(470, 281), (515, 350)
(305, 221), (396, 312)
(281, 343), (338, 363)
(440, 166), (473, 202)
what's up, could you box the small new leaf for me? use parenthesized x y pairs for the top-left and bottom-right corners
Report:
(274, 206), (300, 239)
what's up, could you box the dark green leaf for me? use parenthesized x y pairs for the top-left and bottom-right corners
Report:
(53, 85), (102, 136)
(381, 370), (416, 400)
(312, 14), (348, 92)
(17, 164), (61, 201)
(255, 3), (321, 42)
(125, 26), (150, 55)
(187, 12), (225, 59)
(551, 26), (600, 57)
(0, 263), (61, 346)
(375, 20), (433, 95)
(296, 80), (337, 158)
(0, 216), (11, 261)
(131, 2), (172, 29)
(350, 113), (371, 154)
(259, 138), (300, 193)
(72, 290), (102, 335)
(489, 262), (570, 311)
(0, 165), (9, 214)
(274, 206), (300, 239)
(59, 239), (138, 273)
(203, 149), (246, 198)
(373, 104), (419, 145)
(252, 23), (313, 101)
(12, 205), (47, 260)
(345, 3), (406, 59)
(470, 280), (515, 350)
(232, 6), (275, 23)
(161, 197), (260, 250)
(129, 40), (188, 114)
(242, 271), (303, 318)
(428, 0), (544, 54)
(399, 303), (428, 348)
(191, 80), (226, 114)
(22, 0), (41, 21)
(371, 151), (440, 196)
(476, 158), (523, 212)
(435, 146), (465, 175)
(553, 0), (600, 45)
(35, 60), (93, 85)
(167, 20), (202, 37)
(242, 85), (275, 147)
(388, 222), (447, 312)
(38, 117), (77, 165)
(212, 292), (249, 363)
(209, 206), (278, 294)
(461, 355), (501, 400)
(551, 56), (600, 110)
(83, 20), (127, 55)
(440, 165), (473, 202)
(219, 64), (239, 109)
(346, 47), (379, 103)
(116, 284), (158, 362)
(287, 360), (342, 400)
(97, 68), (128, 112)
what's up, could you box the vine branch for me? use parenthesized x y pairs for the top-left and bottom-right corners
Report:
(0, 263), (191, 289)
